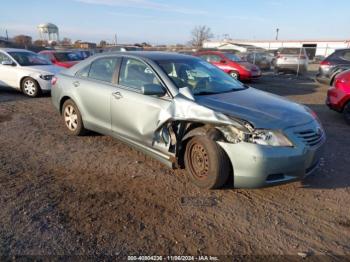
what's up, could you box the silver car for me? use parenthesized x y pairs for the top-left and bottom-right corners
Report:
(275, 48), (309, 74)
(51, 52), (325, 189)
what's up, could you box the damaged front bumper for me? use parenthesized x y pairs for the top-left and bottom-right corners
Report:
(218, 140), (325, 188)
(217, 120), (326, 189)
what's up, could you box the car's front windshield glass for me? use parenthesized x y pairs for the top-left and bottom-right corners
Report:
(8, 52), (52, 66)
(54, 52), (81, 62)
(156, 58), (246, 95)
(224, 53), (241, 62)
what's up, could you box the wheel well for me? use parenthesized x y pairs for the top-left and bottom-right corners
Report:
(20, 76), (40, 91)
(176, 123), (226, 168)
(59, 96), (71, 114)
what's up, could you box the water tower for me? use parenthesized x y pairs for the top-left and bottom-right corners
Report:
(37, 23), (59, 43)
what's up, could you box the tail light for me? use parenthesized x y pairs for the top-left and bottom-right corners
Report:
(320, 60), (331, 66)
(51, 76), (58, 86)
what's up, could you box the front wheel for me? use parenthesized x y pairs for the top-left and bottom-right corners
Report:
(21, 77), (41, 97)
(229, 71), (240, 80)
(343, 102), (350, 125)
(184, 136), (230, 189)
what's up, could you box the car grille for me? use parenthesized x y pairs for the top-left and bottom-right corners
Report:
(295, 129), (324, 147)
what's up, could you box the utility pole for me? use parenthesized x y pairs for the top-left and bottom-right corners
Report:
(114, 34), (117, 46)
(275, 28), (279, 41)
(5, 29), (9, 40)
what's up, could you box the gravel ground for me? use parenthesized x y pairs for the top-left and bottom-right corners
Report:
(0, 71), (349, 260)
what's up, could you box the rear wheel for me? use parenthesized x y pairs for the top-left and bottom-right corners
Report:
(21, 77), (41, 97)
(343, 101), (350, 125)
(62, 99), (87, 135)
(184, 136), (230, 189)
(229, 71), (240, 80)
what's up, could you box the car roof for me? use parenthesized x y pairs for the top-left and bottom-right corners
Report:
(0, 48), (32, 53)
(95, 51), (196, 61)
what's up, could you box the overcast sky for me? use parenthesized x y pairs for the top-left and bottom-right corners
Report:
(1, 0), (349, 44)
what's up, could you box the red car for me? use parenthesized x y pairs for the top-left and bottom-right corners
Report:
(326, 69), (350, 124)
(194, 51), (261, 81)
(39, 50), (82, 68)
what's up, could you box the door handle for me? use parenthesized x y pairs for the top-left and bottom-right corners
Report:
(112, 92), (123, 99)
(73, 81), (80, 87)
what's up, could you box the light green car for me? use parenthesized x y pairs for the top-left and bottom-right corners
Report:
(51, 52), (325, 189)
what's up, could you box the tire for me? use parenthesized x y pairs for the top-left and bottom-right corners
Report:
(62, 99), (87, 136)
(229, 71), (240, 80)
(343, 101), (350, 125)
(184, 136), (230, 189)
(21, 77), (41, 97)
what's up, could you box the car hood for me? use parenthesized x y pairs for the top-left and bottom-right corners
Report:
(195, 87), (313, 129)
(21, 65), (62, 75)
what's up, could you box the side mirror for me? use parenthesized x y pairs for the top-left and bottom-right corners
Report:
(1, 61), (15, 66)
(142, 84), (166, 96)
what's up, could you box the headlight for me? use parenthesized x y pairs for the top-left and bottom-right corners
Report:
(39, 75), (54, 80)
(219, 125), (293, 147)
(251, 129), (293, 147)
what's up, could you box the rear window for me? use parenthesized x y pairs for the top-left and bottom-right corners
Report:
(280, 48), (304, 55)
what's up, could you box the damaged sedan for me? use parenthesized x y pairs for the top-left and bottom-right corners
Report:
(51, 52), (325, 189)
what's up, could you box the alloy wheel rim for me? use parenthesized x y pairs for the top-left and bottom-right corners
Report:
(64, 105), (78, 131)
(188, 143), (209, 180)
(230, 72), (238, 79)
(23, 80), (36, 96)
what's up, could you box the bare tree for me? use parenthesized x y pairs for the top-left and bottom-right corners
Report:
(61, 37), (72, 46)
(13, 35), (32, 48)
(189, 25), (213, 48)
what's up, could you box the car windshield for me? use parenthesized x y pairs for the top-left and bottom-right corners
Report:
(8, 51), (52, 66)
(224, 53), (241, 62)
(54, 52), (81, 62)
(156, 58), (245, 95)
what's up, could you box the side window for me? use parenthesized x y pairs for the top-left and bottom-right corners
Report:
(199, 55), (210, 62)
(88, 57), (119, 83)
(341, 51), (350, 61)
(208, 55), (221, 62)
(76, 65), (90, 78)
(119, 58), (162, 91)
(0, 53), (12, 63)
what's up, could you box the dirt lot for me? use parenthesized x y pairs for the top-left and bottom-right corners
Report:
(0, 71), (349, 259)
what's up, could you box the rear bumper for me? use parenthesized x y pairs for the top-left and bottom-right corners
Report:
(326, 86), (348, 111)
(276, 64), (307, 71)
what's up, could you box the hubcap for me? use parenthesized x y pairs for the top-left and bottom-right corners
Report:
(23, 80), (36, 96)
(188, 143), (209, 180)
(64, 105), (78, 131)
(230, 72), (238, 79)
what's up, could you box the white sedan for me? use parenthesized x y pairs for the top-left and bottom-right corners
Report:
(0, 48), (62, 97)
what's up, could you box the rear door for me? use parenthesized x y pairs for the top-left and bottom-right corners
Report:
(111, 57), (171, 147)
(74, 56), (120, 131)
